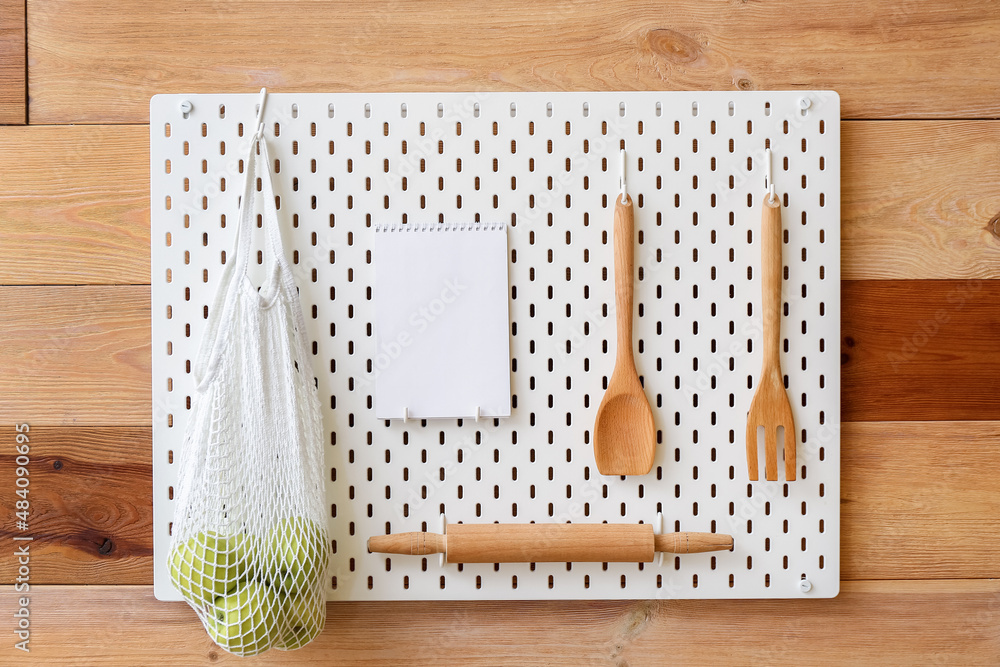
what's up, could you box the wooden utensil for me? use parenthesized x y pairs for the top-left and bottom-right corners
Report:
(593, 189), (656, 476)
(368, 523), (734, 563)
(746, 191), (796, 481)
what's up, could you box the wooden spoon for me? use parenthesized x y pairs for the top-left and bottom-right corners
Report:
(593, 193), (656, 476)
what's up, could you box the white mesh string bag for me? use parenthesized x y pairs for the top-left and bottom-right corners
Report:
(167, 127), (330, 656)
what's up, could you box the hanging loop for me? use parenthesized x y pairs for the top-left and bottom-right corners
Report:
(765, 147), (777, 204)
(620, 148), (627, 202)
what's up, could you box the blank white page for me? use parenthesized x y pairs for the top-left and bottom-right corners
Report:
(374, 222), (511, 420)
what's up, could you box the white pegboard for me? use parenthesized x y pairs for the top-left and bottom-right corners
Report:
(151, 91), (841, 600)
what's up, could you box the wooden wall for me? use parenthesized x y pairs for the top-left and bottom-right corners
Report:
(0, 1), (998, 663)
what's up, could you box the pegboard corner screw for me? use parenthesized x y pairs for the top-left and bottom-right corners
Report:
(179, 100), (193, 116)
(799, 578), (813, 593)
(798, 97), (812, 110)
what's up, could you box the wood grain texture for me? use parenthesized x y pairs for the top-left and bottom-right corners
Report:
(0, 0), (25, 124)
(0, 426), (152, 585)
(843, 120), (1000, 280)
(1, 122), (998, 285)
(841, 421), (1000, 581)
(4, 1), (998, 662)
(0, 286), (150, 426)
(448, 523), (652, 563)
(0, 125), (150, 285)
(7, 280), (999, 426)
(841, 280), (1000, 422)
(6, 421), (998, 585)
(25, 0), (1000, 124)
(1, 582), (997, 664)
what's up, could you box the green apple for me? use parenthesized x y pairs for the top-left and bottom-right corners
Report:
(206, 580), (280, 656)
(265, 517), (327, 595)
(277, 590), (324, 650)
(169, 531), (249, 606)
(242, 533), (264, 582)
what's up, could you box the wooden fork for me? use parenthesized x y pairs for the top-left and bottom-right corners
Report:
(746, 193), (796, 481)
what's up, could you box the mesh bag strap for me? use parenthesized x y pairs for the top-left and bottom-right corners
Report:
(192, 133), (289, 390)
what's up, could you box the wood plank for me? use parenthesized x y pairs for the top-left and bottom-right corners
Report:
(4, 421), (997, 585)
(0, 125), (150, 284)
(26, 1), (1000, 124)
(2, 121), (1000, 285)
(1, 581), (997, 664)
(0, 0), (25, 124)
(843, 121), (1000, 280)
(0, 286), (150, 426)
(0, 426), (151, 585)
(9, 280), (1000, 425)
(841, 421), (1000, 580)
(841, 280), (1000, 421)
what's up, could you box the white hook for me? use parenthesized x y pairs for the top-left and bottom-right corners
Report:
(619, 148), (627, 203)
(474, 405), (481, 422)
(402, 406), (408, 424)
(765, 147), (776, 204)
(253, 87), (268, 142)
(438, 513), (447, 567)
(654, 511), (664, 566)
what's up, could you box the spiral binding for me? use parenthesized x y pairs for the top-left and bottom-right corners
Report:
(373, 221), (506, 233)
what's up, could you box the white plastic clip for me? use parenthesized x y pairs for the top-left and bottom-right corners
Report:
(764, 147), (776, 204)
(619, 148), (627, 203)
(402, 406), (408, 424)
(252, 87), (268, 143)
(438, 513), (447, 567)
(474, 406), (481, 422)
(654, 511), (665, 566)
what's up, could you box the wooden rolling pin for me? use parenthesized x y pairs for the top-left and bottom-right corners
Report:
(368, 523), (733, 563)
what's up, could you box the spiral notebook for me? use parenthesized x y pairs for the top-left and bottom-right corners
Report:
(373, 222), (511, 420)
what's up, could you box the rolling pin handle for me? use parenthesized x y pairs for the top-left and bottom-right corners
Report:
(654, 532), (734, 554)
(367, 531), (447, 556)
